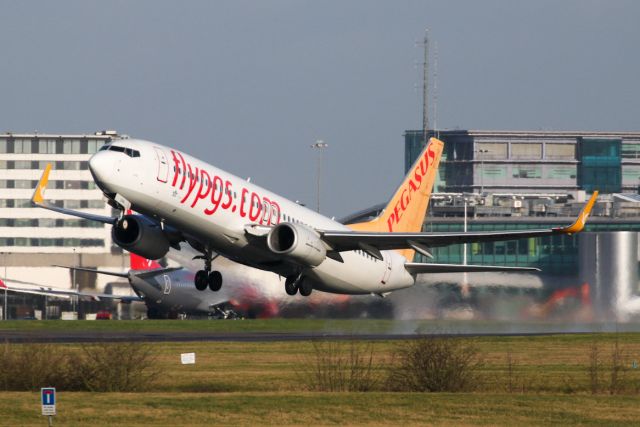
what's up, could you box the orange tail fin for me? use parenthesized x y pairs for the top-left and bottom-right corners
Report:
(349, 137), (444, 259)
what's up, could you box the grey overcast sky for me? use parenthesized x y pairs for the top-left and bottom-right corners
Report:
(1, 1), (639, 217)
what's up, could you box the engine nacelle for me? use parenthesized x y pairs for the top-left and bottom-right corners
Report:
(267, 222), (327, 267)
(112, 214), (170, 261)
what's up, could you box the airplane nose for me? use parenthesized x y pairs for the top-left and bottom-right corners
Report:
(89, 152), (111, 186)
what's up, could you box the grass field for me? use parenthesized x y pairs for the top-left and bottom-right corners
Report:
(2, 392), (639, 426)
(1, 330), (640, 425)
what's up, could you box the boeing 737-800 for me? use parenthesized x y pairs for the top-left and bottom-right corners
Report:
(32, 137), (597, 297)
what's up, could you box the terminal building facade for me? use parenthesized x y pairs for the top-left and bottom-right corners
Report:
(405, 129), (640, 194)
(0, 132), (132, 318)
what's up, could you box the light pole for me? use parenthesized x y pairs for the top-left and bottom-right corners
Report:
(3, 253), (6, 320)
(461, 195), (470, 298)
(72, 248), (77, 316)
(310, 140), (328, 213)
(475, 149), (489, 194)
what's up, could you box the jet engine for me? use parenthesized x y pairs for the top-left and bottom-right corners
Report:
(267, 222), (327, 267)
(112, 214), (170, 260)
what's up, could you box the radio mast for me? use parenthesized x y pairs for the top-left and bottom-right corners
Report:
(422, 29), (429, 145)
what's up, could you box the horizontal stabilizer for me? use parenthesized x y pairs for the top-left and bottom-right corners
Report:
(404, 262), (540, 275)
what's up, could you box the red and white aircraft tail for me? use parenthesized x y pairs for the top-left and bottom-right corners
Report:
(129, 252), (163, 271)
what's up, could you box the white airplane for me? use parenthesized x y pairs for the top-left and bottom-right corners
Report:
(59, 252), (233, 318)
(31, 137), (598, 297)
(0, 251), (232, 319)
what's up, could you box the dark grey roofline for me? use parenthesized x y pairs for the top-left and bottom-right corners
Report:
(0, 133), (115, 139)
(404, 129), (640, 138)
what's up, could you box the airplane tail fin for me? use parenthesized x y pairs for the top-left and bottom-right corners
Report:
(130, 252), (162, 271)
(348, 137), (444, 259)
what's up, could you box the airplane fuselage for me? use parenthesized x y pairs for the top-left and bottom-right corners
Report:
(127, 268), (229, 315)
(89, 139), (415, 295)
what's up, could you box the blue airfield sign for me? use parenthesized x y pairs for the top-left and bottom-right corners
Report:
(41, 387), (56, 416)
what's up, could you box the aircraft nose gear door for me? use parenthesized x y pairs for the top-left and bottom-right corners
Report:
(154, 147), (169, 183)
(381, 254), (392, 285)
(163, 274), (171, 295)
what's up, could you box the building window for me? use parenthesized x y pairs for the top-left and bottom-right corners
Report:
(512, 166), (542, 179)
(14, 180), (32, 189)
(14, 199), (32, 208)
(546, 166), (577, 179)
(546, 143), (575, 159)
(622, 143), (640, 159)
(476, 143), (507, 159)
(87, 140), (106, 154)
(38, 139), (57, 154)
(13, 139), (32, 154)
(511, 143), (542, 159)
(14, 161), (31, 169)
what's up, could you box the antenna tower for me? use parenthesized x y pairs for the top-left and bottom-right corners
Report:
(422, 29), (429, 145)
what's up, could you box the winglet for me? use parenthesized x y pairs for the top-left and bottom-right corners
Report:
(32, 163), (52, 205)
(556, 191), (599, 234)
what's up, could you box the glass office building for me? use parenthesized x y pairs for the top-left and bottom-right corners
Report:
(402, 130), (640, 274)
(405, 130), (640, 194)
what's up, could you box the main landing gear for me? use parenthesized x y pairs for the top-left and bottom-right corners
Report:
(284, 275), (313, 297)
(194, 250), (223, 292)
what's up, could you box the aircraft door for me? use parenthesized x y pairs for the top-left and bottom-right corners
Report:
(162, 275), (171, 295)
(154, 147), (169, 183)
(381, 253), (392, 285)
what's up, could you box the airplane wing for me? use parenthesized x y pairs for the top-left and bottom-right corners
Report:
(32, 163), (117, 224)
(0, 280), (142, 302)
(319, 192), (598, 257)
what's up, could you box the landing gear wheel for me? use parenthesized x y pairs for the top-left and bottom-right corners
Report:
(284, 276), (298, 296)
(298, 279), (313, 297)
(208, 271), (223, 291)
(195, 270), (208, 291)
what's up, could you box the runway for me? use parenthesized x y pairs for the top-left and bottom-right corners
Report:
(0, 329), (597, 343)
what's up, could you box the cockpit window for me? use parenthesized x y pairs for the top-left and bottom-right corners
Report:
(102, 145), (140, 158)
(125, 148), (141, 158)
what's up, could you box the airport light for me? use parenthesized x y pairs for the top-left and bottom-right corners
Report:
(310, 140), (329, 213)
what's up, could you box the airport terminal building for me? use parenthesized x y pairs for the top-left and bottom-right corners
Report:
(405, 129), (640, 194)
(0, 132), (133, 318)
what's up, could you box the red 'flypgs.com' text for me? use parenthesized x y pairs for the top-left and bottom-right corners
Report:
(169, 151), (281, 225)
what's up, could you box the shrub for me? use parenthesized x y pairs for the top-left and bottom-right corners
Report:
(300, 340), (380, 392)
(0, 342), (72, 391)
(0, 341), (158, 392)
(70, 342), (159, 392)
(386, 337), (482, 392)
